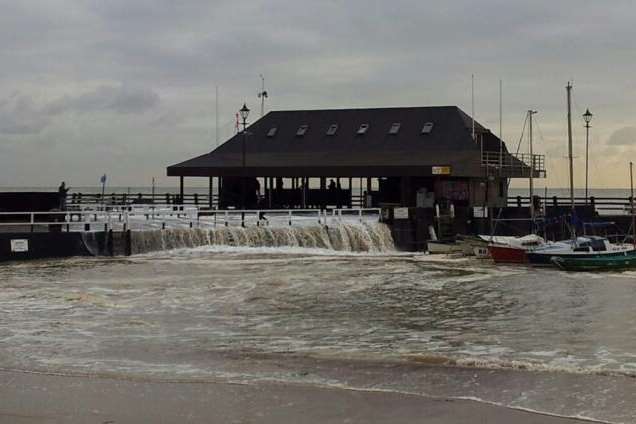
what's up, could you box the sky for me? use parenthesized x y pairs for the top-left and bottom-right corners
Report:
(1, 0), (635, 188)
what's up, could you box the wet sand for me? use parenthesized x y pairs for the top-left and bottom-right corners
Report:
(0, 370), (592, 424)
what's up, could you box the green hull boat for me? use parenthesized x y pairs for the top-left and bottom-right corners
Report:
(552, 250), (636, 271)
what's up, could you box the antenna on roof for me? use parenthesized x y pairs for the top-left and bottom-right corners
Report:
(471, 74), (475, 141)
(258, 74), (268, 118)
(499, 79), (503, 169)
(215, 85), (219, 146)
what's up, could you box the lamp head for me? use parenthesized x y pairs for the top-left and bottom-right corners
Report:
(239, 103), (250, 121)
(583, 108), (593, 124)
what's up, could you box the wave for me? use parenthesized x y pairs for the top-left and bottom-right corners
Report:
(129, 222), (395, 254)
(405, 353), (636, 379)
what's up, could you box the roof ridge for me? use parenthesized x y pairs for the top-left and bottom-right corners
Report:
(267, 105), (459, 113)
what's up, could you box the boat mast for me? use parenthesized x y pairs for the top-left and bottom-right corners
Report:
(567, 82), (575, 211)
(528, 110), (537, 226)
(471, 74), (475, 141)
(631, 161), (635, 247)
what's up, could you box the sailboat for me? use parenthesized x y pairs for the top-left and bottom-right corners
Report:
(550, 162), (636, 271)
(490, 83), (636, 267)
(488, 109), (557, 263)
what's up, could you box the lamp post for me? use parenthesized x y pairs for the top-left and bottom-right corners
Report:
(583, 108), (593, 204)
(239, 103), (250, 212)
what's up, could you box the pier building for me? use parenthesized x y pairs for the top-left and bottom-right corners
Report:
(168, 106), (544, 212)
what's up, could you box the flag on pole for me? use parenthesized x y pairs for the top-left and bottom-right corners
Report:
(235, 113), (239, 133)
(100, 174), (107, 184)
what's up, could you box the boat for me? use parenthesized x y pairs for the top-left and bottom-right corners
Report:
(527, 236), (636, 265)
(487, 234), (548, 264)
(426, 240), (464, 254)
(552, 250), (636, 271)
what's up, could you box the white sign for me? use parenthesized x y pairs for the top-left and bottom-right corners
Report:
(10, 239), (29, 252)
(473, 207), (488, 218)
(394, 207), (409, 219)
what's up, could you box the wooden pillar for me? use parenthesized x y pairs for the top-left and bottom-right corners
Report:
(348, 177), (353, 208)
(320, 177), (326, 210)
(218, 177), (223, 209)
(366, 177), (372, 193)
(400, 177), (411, 207)
(209, 176), (213, 208)
(179, 176), (184, 204)
(268, 177), (273, 208)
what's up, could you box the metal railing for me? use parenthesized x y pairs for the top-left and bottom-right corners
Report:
(66, 192), (368, 208)
(507, 195), (635, 215)
(0, 206), (382, 232)
(482, 151), (546, 178)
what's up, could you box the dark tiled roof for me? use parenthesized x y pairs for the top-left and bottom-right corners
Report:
(167, 106), (509, 177)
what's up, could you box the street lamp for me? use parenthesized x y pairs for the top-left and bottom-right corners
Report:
(239, 103), (250, 212)
(583, 108), (593, 204)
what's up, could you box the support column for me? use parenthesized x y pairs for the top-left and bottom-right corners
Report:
(400, 176), (411, 207)
(348, 177), (353, 208)
(209, 176), (213, 208)
(320, 177), (326, 210)
(179, 176), (184, 204)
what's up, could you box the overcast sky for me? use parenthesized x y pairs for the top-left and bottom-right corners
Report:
(1, 0), (635, 188)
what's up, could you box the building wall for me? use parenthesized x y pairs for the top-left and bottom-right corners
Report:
(469, 178), (508, 208)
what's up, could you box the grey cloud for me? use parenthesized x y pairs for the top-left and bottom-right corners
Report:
(0, 85), (159, 135)
(0, 94), (50, 135)
(607, 127), (636, 146)
(2, 0), (636, 186)
(44, 85), (159, 115)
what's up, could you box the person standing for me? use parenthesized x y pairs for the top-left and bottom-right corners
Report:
(58, 181), (70, 210)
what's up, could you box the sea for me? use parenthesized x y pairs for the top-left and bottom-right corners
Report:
(1, 187), (636, 423)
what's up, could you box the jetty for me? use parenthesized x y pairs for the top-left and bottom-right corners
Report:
(2, 105), (634, 260)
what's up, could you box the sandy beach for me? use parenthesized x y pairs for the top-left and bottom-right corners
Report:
(0, 369), (593, 424)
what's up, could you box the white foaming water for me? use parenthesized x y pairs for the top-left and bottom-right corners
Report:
(130, 222), (395, 254)
(3, 249), (636, 422)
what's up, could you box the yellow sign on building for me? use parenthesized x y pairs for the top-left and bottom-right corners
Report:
(432, 166), (451, 175)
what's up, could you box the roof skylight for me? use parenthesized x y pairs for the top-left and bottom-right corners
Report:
(267, 127), (277, 137)
(357, 123), (369, 135)
(389, 123), (401, 135)
(326, 124), (338, 136)
(421, 122), (434, 134)
(296, 125), (309, 136)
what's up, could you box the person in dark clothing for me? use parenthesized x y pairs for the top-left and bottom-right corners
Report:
(328, 179), (336, 191)
(58, 181), (70, 210)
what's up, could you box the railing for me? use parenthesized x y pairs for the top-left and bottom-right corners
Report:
(0, 206), (382, 232)
(68, 192), (218, 207)
(67, 192), (367, 208)
(482, 151), (546, 178)
(507, 195), (635, 215)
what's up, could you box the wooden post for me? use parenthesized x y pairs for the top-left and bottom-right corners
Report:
(179, 176), (184, 204)
(320, 177), (326, 210)
(208, 177), (214, 209)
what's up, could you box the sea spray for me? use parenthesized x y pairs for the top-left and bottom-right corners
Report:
(130, 222), (395, 254)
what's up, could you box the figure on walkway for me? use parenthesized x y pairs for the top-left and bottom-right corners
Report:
(58, 181), (70, 210)
(328, 179), (336, 191)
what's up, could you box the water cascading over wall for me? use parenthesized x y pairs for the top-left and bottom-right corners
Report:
(130, 222), (395, 254)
